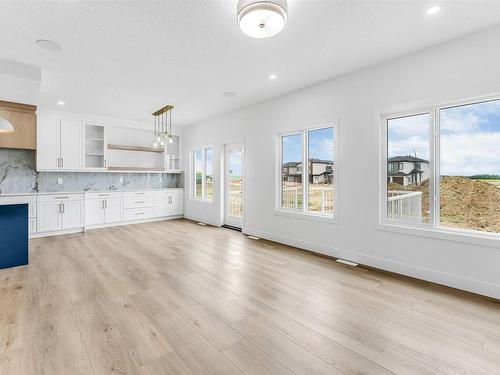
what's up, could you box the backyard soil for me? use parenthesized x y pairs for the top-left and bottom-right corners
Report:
(389, 176), (500, 233)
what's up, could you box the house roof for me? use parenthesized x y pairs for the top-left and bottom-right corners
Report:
(283, 161), (302, 167)
(388, 155), (429, 163)
(309, 158), (333, 164)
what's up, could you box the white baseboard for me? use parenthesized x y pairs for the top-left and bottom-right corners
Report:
(243, 226), (500, 300)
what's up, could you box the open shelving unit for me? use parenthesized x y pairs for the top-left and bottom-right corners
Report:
(107, 144), (164, 153)
(84, 124), (106, 169)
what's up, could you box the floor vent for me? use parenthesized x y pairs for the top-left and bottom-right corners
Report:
(336, 259), (358, 267)
(247, 235), (260, 240)
(197, 222), (207, 226)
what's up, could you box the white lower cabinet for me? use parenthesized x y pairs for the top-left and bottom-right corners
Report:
(0, 189), (183, 237)
(37, 194), (84, 233)
(85, 192), (123, 226)
(156, 189), (183, 216)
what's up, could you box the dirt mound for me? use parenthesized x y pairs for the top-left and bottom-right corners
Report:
(389, 177), (500, 232)
(440, 176), (500, 232)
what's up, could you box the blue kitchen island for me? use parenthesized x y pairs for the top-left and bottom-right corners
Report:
(0, 203), (29, 269)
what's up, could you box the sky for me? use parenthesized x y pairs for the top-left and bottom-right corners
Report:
(282, 127), (334, 164)
(388, 99), (500, 176)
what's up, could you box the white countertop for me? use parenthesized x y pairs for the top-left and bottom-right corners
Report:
(0, 187), (183, 197)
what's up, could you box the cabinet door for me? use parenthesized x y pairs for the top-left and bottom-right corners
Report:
(156, 192), (171, 217)
(60, 119), (82, 170)
(61, 200), (84, 230)
(85, 199), (105, 226)
(37, 201), (61, 232)
(171, 191), (183, 215)
(105, 197), (123, 223)
(37, 116), (60, 170)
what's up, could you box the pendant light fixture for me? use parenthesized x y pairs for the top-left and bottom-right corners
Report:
(0, 117), (14, 133)
(237, 0), (288, 38)
(151, 105), (174, 149)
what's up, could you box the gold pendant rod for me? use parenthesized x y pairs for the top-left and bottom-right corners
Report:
(152, 105), (174, 117)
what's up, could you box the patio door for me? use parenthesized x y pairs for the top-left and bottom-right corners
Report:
(224, 143), (244, 228)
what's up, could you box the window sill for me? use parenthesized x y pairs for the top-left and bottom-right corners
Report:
(274, 209), (337, 224)
(376, 222), (500, 249)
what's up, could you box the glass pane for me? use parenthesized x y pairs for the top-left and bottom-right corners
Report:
(440, 99), (500, 233)
(205, 147), (213, 201)
(194, 149), (202, 198)
(228, 149), (243, 217)
(387, 114), (431, 223)
(281, 134), (303, 209)
(307, 127), (334, 216)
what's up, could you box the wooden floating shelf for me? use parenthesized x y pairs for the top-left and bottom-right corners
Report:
(108, 144), (164, 153)
(107, 166), (165, 172)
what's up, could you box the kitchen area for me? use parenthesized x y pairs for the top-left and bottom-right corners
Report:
(0, 100), (184, 269)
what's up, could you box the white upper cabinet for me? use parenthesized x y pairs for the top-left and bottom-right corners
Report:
(37, 115), (60, 170)
(37, 116), (83, 171)
(84, 123), (107, 169)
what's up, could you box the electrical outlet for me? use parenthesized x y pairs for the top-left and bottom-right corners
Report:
(57, 177), (63, 185)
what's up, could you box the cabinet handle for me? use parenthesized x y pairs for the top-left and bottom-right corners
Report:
(54, 197), (69, 199)
(135, 212), (145, 215)
(62, 158), (64, 168)
(135, 201), (145, 204)
(57, 203), (61, 213)
(98, 194), (110, 197)
(105, 200), (108, 209)
(104, 160), (107, 168)
(61, 203), (65, 213)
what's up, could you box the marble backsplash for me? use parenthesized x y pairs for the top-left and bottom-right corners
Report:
(0, 149), (182, 194)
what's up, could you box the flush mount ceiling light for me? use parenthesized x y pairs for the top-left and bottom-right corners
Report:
(237, 0), (287, 38)
(0, 117), (14, 134)
(35, 39), (62, 51)
(427, 6), (441, 15)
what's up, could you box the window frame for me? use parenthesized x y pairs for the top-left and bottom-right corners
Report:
(380, 94), (500, 245)
(191, 145), (214, 202)
(276, 123), (338, 222)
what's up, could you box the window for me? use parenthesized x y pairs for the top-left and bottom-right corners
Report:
(192, 146), (213, 201)
(383, 96), (500, 237)
(279, 125), (335, 218)
(386, 113), (431, 224)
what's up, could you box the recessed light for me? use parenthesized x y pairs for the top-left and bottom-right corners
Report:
(57, 100), (65, 105)
(35, 39), (62, 51)
(427, 6), (441, 15)
(222, 92), (236, 98)
(269, 74), (277, 80)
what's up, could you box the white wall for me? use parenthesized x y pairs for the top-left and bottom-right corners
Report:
(182, 25), (500, 299)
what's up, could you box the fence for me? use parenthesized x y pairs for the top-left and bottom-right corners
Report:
(282, 186), (334, 215)
(387, 191), (422, 223)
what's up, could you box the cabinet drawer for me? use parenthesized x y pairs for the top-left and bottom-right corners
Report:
(85, 191), (122, 200)
(0, 195), (37, 218)
(123, 207), (156, 221)
(38, 194), (84, 202)
(123, 195), (155, 209)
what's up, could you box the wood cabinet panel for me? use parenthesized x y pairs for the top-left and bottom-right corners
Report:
(0, 101), (37, 150)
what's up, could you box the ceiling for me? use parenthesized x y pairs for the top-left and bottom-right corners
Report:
(0, 1), (500, 127)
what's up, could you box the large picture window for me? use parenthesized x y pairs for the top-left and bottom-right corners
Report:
(383, 97), (500, 236)
(192, 146), (213, 201)
(279, 125), (335, 218)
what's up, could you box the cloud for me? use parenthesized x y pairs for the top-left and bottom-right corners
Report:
(441, 132), (500, 175)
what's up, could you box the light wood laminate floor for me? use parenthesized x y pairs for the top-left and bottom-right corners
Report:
(1, 219), (500, 375)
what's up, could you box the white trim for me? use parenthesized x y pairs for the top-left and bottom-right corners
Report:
(276, 123), (337, 221)
(243, 226), (500, 300)
(376, 222), (500, 248)
(380, 94), (500, 243)
(190, 145), (214, 202)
